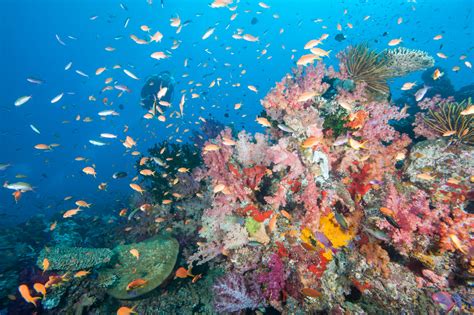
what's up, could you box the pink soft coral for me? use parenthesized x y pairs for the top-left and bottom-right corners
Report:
(376, 182), (436, 253)
(262, 62), (329, 119)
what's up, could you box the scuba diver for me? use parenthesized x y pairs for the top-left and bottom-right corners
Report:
(140, 71), (175, 114)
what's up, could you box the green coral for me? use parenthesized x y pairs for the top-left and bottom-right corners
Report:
(99, 235), (179, 299)
(37, 246), (114, 271)
(245, 217), (261, 236)
(322, 109), (349, 138)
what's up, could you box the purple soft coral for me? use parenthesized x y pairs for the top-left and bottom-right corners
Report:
(257, 253), (286, 301)
(213, 273), (262, 313)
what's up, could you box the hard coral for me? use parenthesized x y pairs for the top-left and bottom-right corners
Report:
(37, 246), (113, 271)
(384, 47), (435, 77)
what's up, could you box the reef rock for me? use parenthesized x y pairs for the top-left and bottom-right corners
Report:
(404, 139), (474, 190)
(37, 246), (114, 271)
(100, 235), (179, 299)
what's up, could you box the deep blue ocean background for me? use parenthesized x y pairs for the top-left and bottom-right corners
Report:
(1, 0), (473, 225)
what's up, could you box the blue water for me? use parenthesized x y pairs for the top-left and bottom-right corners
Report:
(0, 0), (472, 222)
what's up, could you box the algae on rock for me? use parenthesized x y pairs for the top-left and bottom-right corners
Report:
(100, 235), (179, 299)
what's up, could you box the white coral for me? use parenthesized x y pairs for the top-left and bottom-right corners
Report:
(384, 47), (434, 77)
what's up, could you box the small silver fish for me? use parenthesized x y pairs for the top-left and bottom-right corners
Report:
(75, 70), (89, 78)
(414, 85), (430, 102)
(98, 110), (119, 116)
(333, 135), (349, 146)
(3, 181), (33, 192)
(26, 77), (44, 84)
(277, 124), (294, 133)
(0, 164), (11, 171)
(363, 227), (390, 241)
(30, 124), (41, 134)
(89, 140), (107, 146)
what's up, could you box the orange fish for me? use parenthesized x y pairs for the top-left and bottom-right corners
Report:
(345, 110), (368, 130)
(18, 285), (40, 306)
(126, 278), (148, 291)
(192, 274), (203, 283)
(63, 208), (82, 218)
(50, 221), (57, 231)
(432, 68), (444, 80)
(449, 234), (467, 254)
(175, 267), (192, 279)
(42, 258), (50, 272)
(74, 270), (90, 278)
(34, 144), (51, 150)
(33, 283), (46, 298)
(12, 190), (22, 203)
(280, 210), (292, 221)
(139, 169), (155, 176)
(129, 249), (140, 260)
(296, 54), (320, 66)
(117, 306), (136, 315)
(119, 209), (128, 216)
(388, 38), (402, 46)
(75, 200), (91, 208)
(379, 207), (395, 218)
(140, 204), (152, 212)
(123, 136), (137, 149)
(129, 183), (145, 194)
(301, 136), (319, 148)
(82, 166), (96, 177)
(268, 213), (278, 232)
(203, 144), (220, 152)
(301, 287), (322, 298)
(139, 157), (149, 166)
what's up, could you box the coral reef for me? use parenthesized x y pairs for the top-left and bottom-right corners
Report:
(10, 43), (472, 315)
(185, 49), (472, 313)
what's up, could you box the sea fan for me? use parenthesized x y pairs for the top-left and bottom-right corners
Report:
(340, 43), (390, 95)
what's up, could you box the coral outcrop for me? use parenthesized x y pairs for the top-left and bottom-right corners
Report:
(100, 235), (179, 299)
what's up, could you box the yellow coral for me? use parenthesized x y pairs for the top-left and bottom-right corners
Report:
(319, 213), (354, 248)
